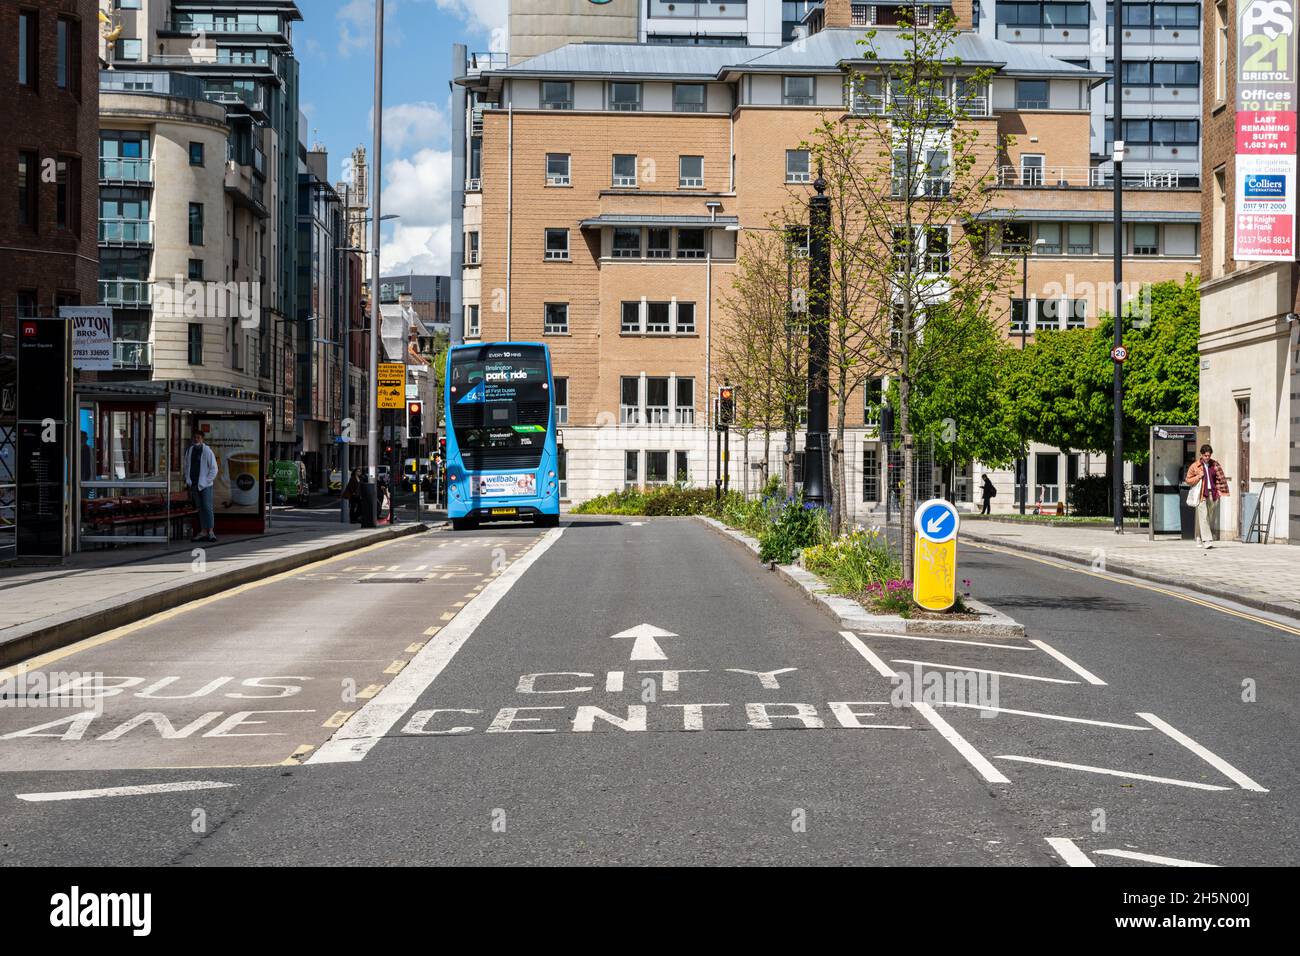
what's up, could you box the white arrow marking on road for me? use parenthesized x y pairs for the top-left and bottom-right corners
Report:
(610, 624), (681, 662)
(1093, 849), (1217, 868)
(16, 781), (234, 802)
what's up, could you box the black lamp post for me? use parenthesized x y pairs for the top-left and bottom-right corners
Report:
(804, 172), (831, 510)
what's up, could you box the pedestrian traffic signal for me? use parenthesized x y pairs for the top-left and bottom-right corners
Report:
(718, 385), (735, 427)
(407, 401), (423, 439)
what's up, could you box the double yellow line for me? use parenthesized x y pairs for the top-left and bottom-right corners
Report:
(966, 540), (1300, 638)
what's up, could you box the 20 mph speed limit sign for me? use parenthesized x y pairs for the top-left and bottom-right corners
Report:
(1111, 345), (1129, 363)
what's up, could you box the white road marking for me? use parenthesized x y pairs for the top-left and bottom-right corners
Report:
(996, 755), (1232, 791)
(610, 623), (681, 662)
(605, 671), (624, 693)
(1029, 639), (1107, 685)
(1094, 849), (1218, 868)
(928, 701), (1150, 730)
(890, 659), (1079, 685)
(1137, 712), (1269, 792)
(838, 631), (898, 678)
(838, 632), (1007, 784)
(308, 528), (566, 764)
(16, 781), (233, 802)
(867, 633), (1035, 651)
(1046, 837), (1095, 867)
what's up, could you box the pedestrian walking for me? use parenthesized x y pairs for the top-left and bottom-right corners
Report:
(980, 474), (997, 515)
(342, 468), (362, 524)
(1185, 443), (1230, 550)
(184, 428), (219, 543)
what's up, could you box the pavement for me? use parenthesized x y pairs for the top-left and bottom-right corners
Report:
(0, 503), (443, 668)
(0, 514), (1294, 869)
(962, 517), (1300, 620)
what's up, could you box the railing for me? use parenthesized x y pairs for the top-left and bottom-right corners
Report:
(848, 94), (990, 118)
(995, 166), (1187, 188)
(99, 158), (153, 184)
(465, 250), (480, 265)
(467, 51), (508, 74)
(113, 340), (153, 369)
(675, 408), (696, 425)
(892, 177), (952, 198)
(99, 219), (153, 245)
(646, 407), (671, 425)
(471, 107), (484, 134)
(165, 19), (284, 35)
(100, 69), (207, 100)
(464, 177), (481, 192)
(620, 406), (641, 425)
(99, 279), (153, 307)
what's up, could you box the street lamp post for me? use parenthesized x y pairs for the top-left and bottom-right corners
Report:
(1111, 30), (1127, 534)
(804, 173), (831, 510)
(363, 0), (386, 528)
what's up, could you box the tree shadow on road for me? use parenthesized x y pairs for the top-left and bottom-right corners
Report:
(985, 594), (1133, 613)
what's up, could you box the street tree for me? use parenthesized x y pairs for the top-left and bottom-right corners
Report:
(804, 8), (1016, 578)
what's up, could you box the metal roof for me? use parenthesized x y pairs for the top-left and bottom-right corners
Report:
(579, 214), (739, 229)
(484, 28), (1104, 83)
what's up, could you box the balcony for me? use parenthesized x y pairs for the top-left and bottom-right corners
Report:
(225, 160), (269, 217)
(995, 166), (1189, 188)
(163, 18), (287, 37)
(99, 158), (154, 185)
(99, 70), (206, 100)
(99, 280), (153, 308)
(466, 52), (507, 75)
(99, 219), (153, 246)
(113, 340), (153, 370)
(847, 92), (990, 120)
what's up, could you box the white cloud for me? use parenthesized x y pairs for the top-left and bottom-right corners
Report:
(379, 148), (452, 275)
(432, 0), (508, 50)
(337, 0), (372, 58)
(382, 102), (449, 154)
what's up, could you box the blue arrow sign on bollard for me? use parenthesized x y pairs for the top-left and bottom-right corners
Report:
(915, 498), (960, 544)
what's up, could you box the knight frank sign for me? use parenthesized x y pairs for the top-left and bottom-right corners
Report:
(1236, 0), (1300, 261)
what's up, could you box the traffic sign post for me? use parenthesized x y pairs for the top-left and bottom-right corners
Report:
(377, 363), (405, 410)
(913, 498), (960, 612)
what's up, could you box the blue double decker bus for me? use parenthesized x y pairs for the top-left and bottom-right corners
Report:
(444, 342), (561, 529)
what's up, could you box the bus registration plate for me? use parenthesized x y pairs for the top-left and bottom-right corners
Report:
(491, 508), (518, 516)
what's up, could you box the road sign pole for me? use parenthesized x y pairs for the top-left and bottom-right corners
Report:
(913, 498), (960, 611)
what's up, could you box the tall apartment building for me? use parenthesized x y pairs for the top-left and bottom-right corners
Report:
(1, 0), (101, 561)
(1199, 0), (1299, 544)
(94, 0), (303, 458)
(454, 0), (1200, 510)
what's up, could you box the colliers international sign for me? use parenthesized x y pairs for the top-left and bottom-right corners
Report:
(1236, 0), (1300, 261)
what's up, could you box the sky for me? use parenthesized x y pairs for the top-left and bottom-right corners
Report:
(293, 0), (508, 277)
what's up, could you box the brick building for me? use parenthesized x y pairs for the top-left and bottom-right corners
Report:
(1, 0), (101, 560)
(456, 0), (1201, 512)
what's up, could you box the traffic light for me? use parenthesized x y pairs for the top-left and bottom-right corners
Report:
(718, 385), (735, 428)
(407, 401), (423, 439)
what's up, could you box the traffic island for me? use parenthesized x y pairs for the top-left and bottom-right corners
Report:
(696, 515), (1025, 639)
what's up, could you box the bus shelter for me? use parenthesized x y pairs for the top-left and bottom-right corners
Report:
(74, 381), (271, 549)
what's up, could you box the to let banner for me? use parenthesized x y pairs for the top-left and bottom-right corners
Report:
(1235, 0), (1300, 261)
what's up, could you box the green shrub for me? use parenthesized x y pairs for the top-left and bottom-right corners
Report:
(642, 487), (721, 516)
(803, 530), (902, 595)
(572, 487), (649, 515)
(1067, 475), (1111, 516)
(757, 495), (828, 564)
(573, 484), (741, 518)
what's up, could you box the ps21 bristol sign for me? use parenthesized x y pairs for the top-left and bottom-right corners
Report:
(1236, 0), (1300, 261)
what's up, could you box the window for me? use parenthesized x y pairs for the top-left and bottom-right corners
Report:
(609, 82), (642, 111)
(188, 259), (204, 281)
(1067, 222), (1092, 255)
(541, 81), (573, 110)
(786, 149), (811, 183)
(465, 230), (480, 264)
(18, 11), (37, 88)
(612, 227), (642, 259)
(1010, 298), (1037, 333)
(646, 302), (671, 334)
(679, 155), (704, 188)
(787, 224), (810, 258)
(674, 83), (706, 112)
(612, 154), (637, 187)
(646, 450), (670, 484)
(676, 302), (696, 334)
(1131, 223), (1158, 255)
(1015, 79), (1049, 109)
(624, 450), (639, 486)
(189, 202), (204, 245)
(676, 229), (706, 259)
(57, 17), (80, 94)
(1064, 298), (1087, 329)
(466, 304), (480, 337)
(1212, 166), (1227, 277)
(55, 158), (78, 231)
(188, 323), (204, 365)
(189, 142), (205, 166)
(926, 227), (950, 273)
(621, 301), (641, 334)
(115, 38), (143, 61)
(544, 228), (569, 261)
(544, 302), (568, 334)
(864, 377), (884, 425)
(893, 226), (948, 273)
(546, 153), (570, 186)
(1001, 222), (1030, 253)
(1020, 153), (1045, 185)
(676, 378), (695, 425)
(1036, 222), (1062, 254)
(647, 227), (672, 258)
(646, 379), (670, 424)
(862, 447), (881, 501)
(1215, 2), (1228, 102)
(554, 377), (569, 425)
(620, 378), (640, 424)
(783, 75), (816, 105)
(17, 151), (36, 227)
(675, 450), (689, 482)
(1105, 118), (1199, 148)
(997, 2), (1090, 27)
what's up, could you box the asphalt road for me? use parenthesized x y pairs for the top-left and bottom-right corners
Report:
(0, 517), (1293, 867)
